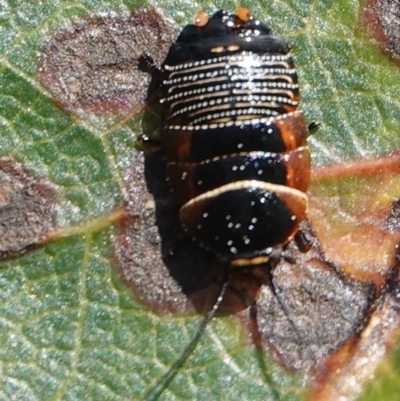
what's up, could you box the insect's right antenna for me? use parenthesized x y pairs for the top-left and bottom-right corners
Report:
(141, 271), (231, 401)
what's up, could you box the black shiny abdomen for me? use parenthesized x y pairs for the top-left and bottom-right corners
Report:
(159, 10), (310, 264)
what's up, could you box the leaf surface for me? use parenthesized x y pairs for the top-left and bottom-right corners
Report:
(1, 1), (400, 400)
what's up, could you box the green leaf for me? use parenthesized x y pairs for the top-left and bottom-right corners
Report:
(1, 1), (400, 401)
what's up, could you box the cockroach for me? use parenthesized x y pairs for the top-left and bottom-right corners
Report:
(160, 8), (310, 267)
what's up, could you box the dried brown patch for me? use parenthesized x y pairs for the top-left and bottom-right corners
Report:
(39, 7), (179, 118)
(255, 232), (376, 373)
(113, 151), (190, 313)
(363, 0), (400, 62)
(310, 268), (400, 400)
(0, 158), (57, 258)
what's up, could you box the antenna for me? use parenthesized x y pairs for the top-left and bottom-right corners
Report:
(141, 272), (231, 401)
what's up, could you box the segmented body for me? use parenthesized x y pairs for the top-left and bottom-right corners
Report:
(159, 10), (310, 265)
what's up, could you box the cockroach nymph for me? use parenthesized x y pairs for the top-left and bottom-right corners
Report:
(160, 7), (311, 266)
(143, 7), (317, 399)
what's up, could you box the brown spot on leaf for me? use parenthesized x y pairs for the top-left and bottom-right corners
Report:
(310, 268), (400, 400)
(363, 0), (400, 61)
(39, 7), (179, 118)
(0, 158), (57, 258)
(114, 151), (190, 313)
(255, 233), (376, 373)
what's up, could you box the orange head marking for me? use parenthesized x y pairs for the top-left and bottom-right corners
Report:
(236, 7), (251, 22)
(194, 11), (209, 27)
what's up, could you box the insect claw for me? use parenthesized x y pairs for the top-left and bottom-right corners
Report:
(308, 121), (320, 134)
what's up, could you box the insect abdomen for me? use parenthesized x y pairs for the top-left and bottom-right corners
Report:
(160, 10), (310, 264)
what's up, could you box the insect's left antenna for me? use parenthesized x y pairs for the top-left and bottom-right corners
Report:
(141, 270), (231, 401)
